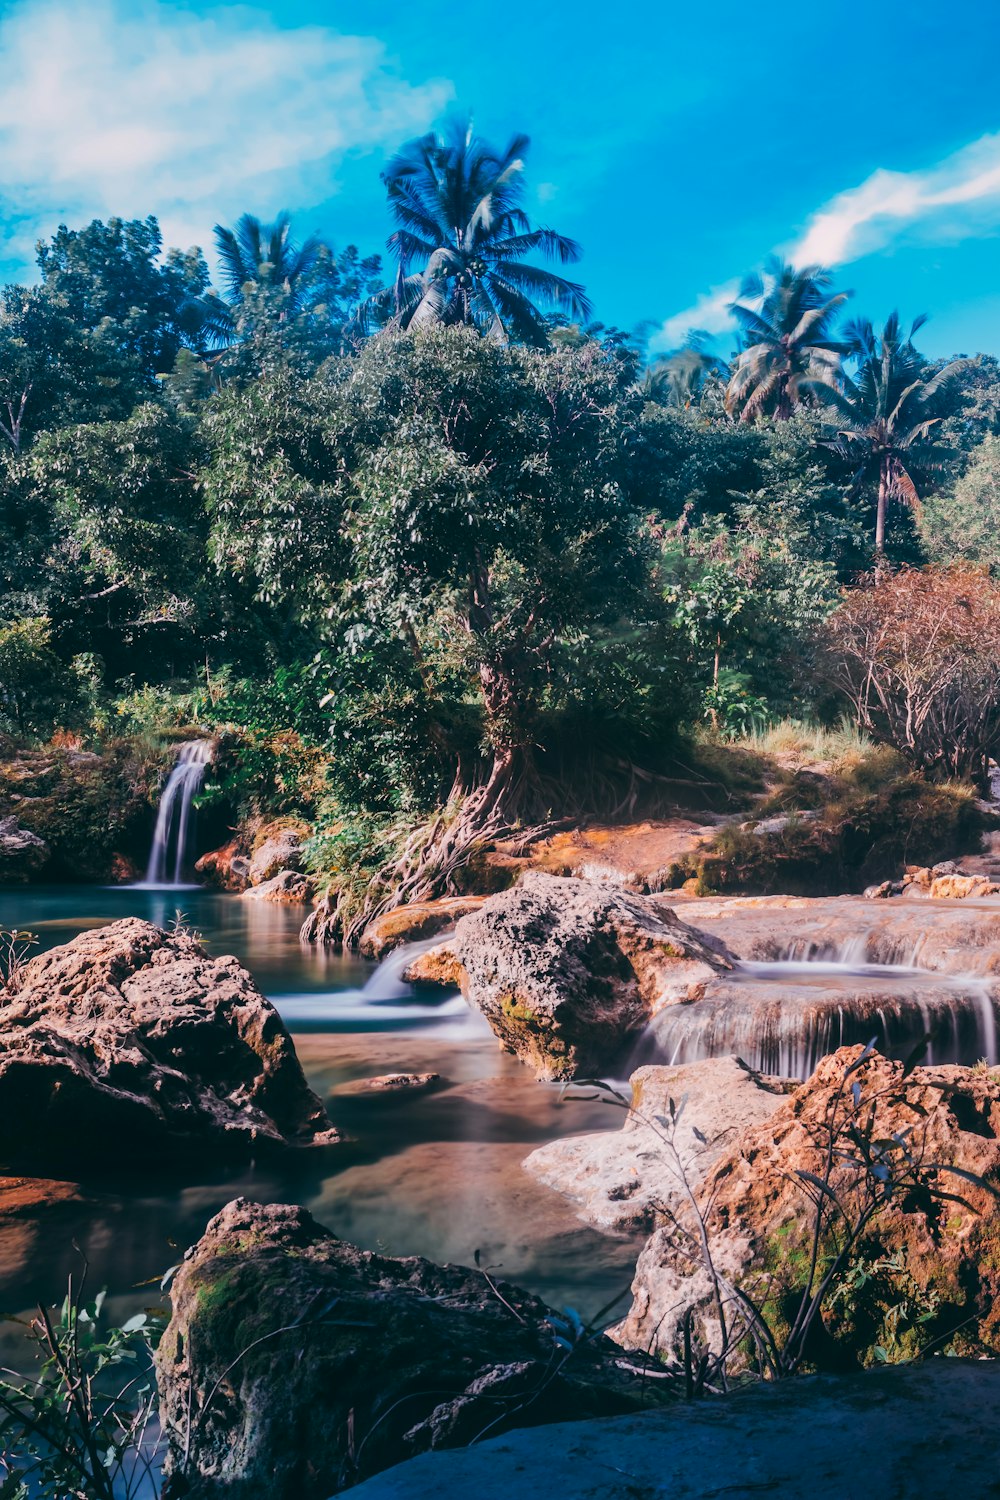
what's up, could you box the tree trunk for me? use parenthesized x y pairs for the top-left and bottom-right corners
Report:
(875, 457), (889, 559)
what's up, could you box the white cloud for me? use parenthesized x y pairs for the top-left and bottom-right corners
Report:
(654, 132), (1000, 351)
(651, 283), (739, 352)
(0, 0), (453, 269)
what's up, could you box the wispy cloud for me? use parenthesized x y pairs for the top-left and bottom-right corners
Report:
(653, 132), (1000, 352)
(0, 0), (452, 270)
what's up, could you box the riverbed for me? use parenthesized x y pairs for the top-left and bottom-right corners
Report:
(0, 886), (642, 1327)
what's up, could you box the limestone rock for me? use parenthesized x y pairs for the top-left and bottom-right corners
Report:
(248, 827), (303, 886)
(195, 839), (249, 892)
(403, 941), (466, 989)
(155, 1198), (664, 1500)
(0, 815), (48, 881)
(0, 918), (338, 1169)
(338, 1072), (442, 1095)
(344, 1361), (1000, 1500)
(451, 873), (729, 1080)
(614, 1046), (1000, 1369)
(358, 897), (485, 960)
(523, 1057), (792, 1232)
(241, 868), (314, 904)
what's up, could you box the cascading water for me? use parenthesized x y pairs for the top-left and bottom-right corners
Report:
(630, 956), (1000, 1081)
(142, 741), (212, 888)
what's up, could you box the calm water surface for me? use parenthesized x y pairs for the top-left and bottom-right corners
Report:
(0, 886), (639, 1325)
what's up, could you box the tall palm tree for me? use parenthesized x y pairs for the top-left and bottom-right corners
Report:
(367, 117), (591, 344)
(210, 212), (324, 337)
(812, 313), (968, 557)
(725, 257), (849, 422)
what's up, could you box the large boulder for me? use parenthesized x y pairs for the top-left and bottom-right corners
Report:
(358, 896), (485, 960)
(241, 868), (314, 904)
(451, 873), (729, 1080)
(523, 1058), (792, 1232)
(0, 814), (48, 881)
(345, 1360), (1000, 1500)
(614, 1046), (1000, 1370)
(0, 919), (338, 1168)
(155, 1198), (664, 1500)
(195, 839), (250, 892)
(248, 827), (303, 886)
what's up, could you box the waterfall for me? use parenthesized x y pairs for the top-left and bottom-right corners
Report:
(143, 741), (212, 887)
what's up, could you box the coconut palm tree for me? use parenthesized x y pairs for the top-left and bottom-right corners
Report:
(367, 117), (591, 343)
(725, 257), (849, 422)
(812, 313), (968, 557)
(647, 331), (730, 408)
(206, 212), (324, 343)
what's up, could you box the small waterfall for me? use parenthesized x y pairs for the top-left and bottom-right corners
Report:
(143, 741), (212, 887)
(630, 959), (1000, 1080)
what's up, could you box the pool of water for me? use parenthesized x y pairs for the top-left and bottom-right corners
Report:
(0, 886), (640, 1326)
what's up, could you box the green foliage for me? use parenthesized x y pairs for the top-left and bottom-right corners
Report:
(0, 619), (82, 736)
(0, 1280), (162, 1500)
(920, 434), (1000, 570)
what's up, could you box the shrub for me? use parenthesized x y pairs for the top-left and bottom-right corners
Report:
(824, 566), (1000, 790)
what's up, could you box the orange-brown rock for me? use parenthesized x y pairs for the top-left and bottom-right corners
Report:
(358, 897), (485, 960)
(195, 839), (249, 892)
(525, 818), (719, 893)
(614, 1046), (1000, 1369)
(403, 942), (466, 989)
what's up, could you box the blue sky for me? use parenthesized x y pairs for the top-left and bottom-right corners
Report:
(1, 0), (999, 357)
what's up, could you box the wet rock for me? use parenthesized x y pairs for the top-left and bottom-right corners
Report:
(155, 1198), (665, 1500)
(451, 874), (729, 1081)
(403, 942), (466, 989)
(523, 1058), (792, 1232)
(195, 839), (250, 892)
(0, 918), (339, 1169)
(248, 827), (303, 886)
(863, 880), (894, 900)
(241, 868), (314, 904)
(338, 1071), (442, 1095)
(358, 897), (485, 960)
(524, 818), (723, 894)
(929, 873), (1000, 899)
(614, 1045), (1000, 1369)
(344, 1360), (1000, 1500)
(0, 815), (48, 881)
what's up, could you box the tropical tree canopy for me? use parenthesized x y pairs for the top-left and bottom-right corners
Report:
(725, 257), (849, 422)
(367, 117), (592, 344)
(814, 312), (968, 555)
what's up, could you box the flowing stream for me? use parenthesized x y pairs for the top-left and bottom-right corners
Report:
(140, 742), (212, 888)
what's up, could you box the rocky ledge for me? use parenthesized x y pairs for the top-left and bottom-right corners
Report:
(614, 1044), (1000, 1369)
(451, 873), (730, 1080)
(0, 918), (339, 1168)
(156, 1197), (665, 1500)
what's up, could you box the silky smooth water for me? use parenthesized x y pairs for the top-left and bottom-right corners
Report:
(0, 887), (640, 1324)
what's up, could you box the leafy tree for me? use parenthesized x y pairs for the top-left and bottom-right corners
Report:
(36, 216), (211, 376)
(920, 433), (1000, 571)
(368, 117), (590, 343)
(815, 314), (967, 557)
(725, 257), (849, 422)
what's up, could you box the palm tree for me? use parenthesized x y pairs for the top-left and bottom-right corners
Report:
(210, 212), (324, 337)
(368, 117), (591, 344)
(647, 331), (729, 408)
(812, 313), (968, 557)
(725, 257), (849, 421)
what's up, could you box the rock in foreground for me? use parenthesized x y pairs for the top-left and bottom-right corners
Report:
(452, 873), (729, 1080)
(524, 1057), (792, 1231)
(156, 1198), (663, 1500)
(0, 919), (338, 1168)
(615, 1045), (1000, 1368)
(346, 1360), (1000, 1500)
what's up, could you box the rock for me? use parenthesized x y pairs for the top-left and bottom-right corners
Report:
(403, 942), (466, 989)
(614, 1046), (1000, 1370)
(863, 880), (894, 900)
(358, 897), (485, 960)
(524, 818), (722, 894)
(109, 852), (142, 884)
(928, 873), (1000, 899)
(344, 1360), (1000, 1500)
(523, 1058), (792, 1232)
(0, 815), (48, 881)
(195, 839), (250, 892)
(155, 1198), (665, 1500)
(241, 868), (314, 904)
(248, 827), (303, 886)
(0, 919), (339, 1169)
(338, 1072), (442, 1096)
(451, 874), (730, 1081)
